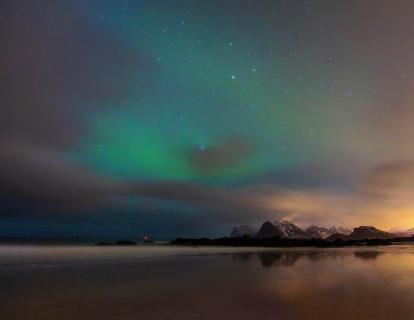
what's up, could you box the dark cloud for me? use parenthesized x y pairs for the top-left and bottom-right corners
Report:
(3, 144), (414, 232)
(188, 136), (252, 173)
(254, 161), (364, 189)
(0, 138), (126, 214)
(359, 160), (414, 197)
(0, 137), (273, 222)
(130, 181), (267, 219)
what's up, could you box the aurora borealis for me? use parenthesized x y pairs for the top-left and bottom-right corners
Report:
(2, 1), (414, 238)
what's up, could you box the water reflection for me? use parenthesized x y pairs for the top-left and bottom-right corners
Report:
(230, 251), (253, 263)
(258, 250), (414, 320)
(231, 250), (385, 268)
(2, 246), (414, 320)
(257, 251), (304, 267)
(354, 251), (383, 260)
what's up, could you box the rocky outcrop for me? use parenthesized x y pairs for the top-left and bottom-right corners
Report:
(348, 226), (391, 240)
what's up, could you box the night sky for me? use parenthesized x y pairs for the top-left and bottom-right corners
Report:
(2, 1), (414, 239)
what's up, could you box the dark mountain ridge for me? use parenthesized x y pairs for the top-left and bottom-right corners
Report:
(230, 218), (402, 241)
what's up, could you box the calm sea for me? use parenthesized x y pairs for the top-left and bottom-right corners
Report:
(1, 244), (414, 319)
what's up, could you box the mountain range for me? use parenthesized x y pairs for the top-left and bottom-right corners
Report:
(327, 226), (392, 241)
(230, 218), (412, 240)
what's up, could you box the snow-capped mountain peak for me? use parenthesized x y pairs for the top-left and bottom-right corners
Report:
(305, 225), (332, 239)
(256, 218), (305, 239)
(328, 226), (351, 235)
